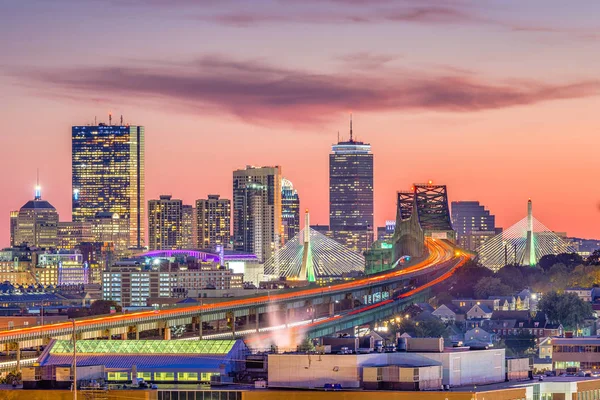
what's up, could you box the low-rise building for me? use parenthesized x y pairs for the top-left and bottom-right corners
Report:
(432, 303), (464, 322)
(268, 347), (506, 389)
(466, 304), (493, 320)
(565, 288), (593, 302)
(27, 339), (248, 387)
(552, 337), (600, 372)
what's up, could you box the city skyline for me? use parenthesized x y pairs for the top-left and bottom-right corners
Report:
(2, 0), (600, 246)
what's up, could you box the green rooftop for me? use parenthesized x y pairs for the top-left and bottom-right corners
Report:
(50, 340), (237, 355)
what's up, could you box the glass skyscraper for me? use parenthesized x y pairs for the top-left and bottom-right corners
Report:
(72, 123), (145, 249)
(329, 119), (373, 251)
(281, 178), (300, 244)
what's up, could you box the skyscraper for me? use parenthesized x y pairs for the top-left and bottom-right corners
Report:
(15, 186), (59, 248)
(451, 201), (496, 250)
(196, 195), (230, 249)
(72, 122), (145, 249)
(181, 205), (196, 249)
(233, 166), (282, 262)
(9, 211), (18, 247)
(281, 178), (300, 243)
(329, 117), (373, 252)
(148, 195), (183, 251)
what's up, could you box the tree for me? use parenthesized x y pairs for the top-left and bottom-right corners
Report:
(447, 260), (493, 298)
(587, 249), (600, 266)
(495, 266), (525, 292)
(504, 332), (536, 357)
(90, 300), (122, 316)
(537, 291), (593, 330)
(393, 318), (448, 338)
(473, 277), (512, 299)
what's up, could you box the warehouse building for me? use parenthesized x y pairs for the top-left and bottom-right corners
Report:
(28, 339), (247, 386)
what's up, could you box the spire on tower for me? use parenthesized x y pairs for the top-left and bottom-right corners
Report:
(349, 113), (353, 142)
(35, 168), (41, 200)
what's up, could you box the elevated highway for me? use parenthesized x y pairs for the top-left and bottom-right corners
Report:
(0, 239), (461, 354)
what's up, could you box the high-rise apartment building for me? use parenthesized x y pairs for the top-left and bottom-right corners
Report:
(72, 123), (145, 249)
(181, 205), (196, 249)
(9, 211), (18, 247)
(451, 201), (496, 251)
(15, 187), (59, 248)
(329, 118), (373, 252)
(281, 178), (300, 243)
(148, 195), (183, 251)
(196, 195), (230, 249)
(233, 166), (282, 262)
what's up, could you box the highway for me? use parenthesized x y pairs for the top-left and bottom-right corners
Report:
(245, 238), (468, 345)
(0, 237), (461, 344)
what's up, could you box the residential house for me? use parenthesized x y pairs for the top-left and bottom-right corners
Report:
(432, 304), (464, 322)
(452, 299), (500, 313)
(466, 304), (493, 320)
(464, 328), (494, 348)
(482, 311), (563, 338)
(538, 337), (553, 360)
(489, 296), (517, 311)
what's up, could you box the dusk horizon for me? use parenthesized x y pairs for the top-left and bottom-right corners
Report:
(2, 0), (600, 245)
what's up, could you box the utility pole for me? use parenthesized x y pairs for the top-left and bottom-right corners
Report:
(72, 319), (77, 400)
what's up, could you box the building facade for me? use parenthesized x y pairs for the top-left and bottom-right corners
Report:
(329, 119), (373, 251)
(72, 123), (145, 249)
(451, 201), (496, 250)
(90, 212), (131, 259)
(57, 221), (93, 251)
(9, 211), (18, 247)
(148, 195), (183, 251)
(233, 166), (282, 262)
(181, 205), (196, 249)
(281, 178), (300, 243)
(14, 188), (59, 249)
(196, 195), (230, 249)
(103, 266), (175, 307)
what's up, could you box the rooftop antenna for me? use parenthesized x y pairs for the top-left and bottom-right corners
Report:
(349, 113), (353, 142)
(35, 168), (41, 200)
(337, 131), (340, 143)
(94, 116), (97, 125)
(120, 115), (123, 125)
(109, 112), (112, 126)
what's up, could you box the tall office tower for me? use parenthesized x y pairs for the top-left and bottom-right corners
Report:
(15, 186), (59, 248)
(9, 211), (18, 246)
(57, 221), (93, 250)
(90, 212), (131, 259)
(451, 201), (496, 250)
(72, 122), (145, 249)
(281, 178), (300, 243)
(181, 205), (196, 249)
(233, 166), (282, 262)
(329, 117), (373, 251)
(148, 195), (183, 251)
(196, 195), (230, 249)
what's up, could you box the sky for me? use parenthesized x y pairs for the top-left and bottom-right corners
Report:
(1, 0), (600, 246)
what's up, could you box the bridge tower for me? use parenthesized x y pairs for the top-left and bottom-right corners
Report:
(392, 181), (455, 259)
